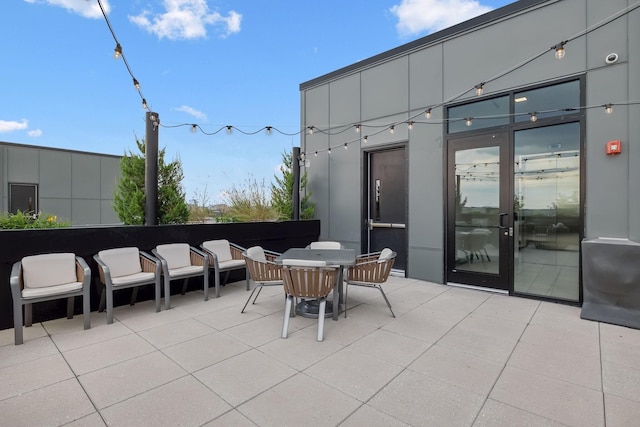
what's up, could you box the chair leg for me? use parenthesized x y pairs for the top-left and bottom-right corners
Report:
(214, 268), (221, 298)
(83, 288), (91, 331)
(344, 283), (349, 318)
(241, 286), (260, 313)
(245, 269), (250, 291)
(317, 298), (326, 341)
(154, 279), (161, 313)
(66, 297), (74, 319)
(252, 285), (264, 304)
(13, 300), (23, 345)
(130, 287), (139, 306)
(181, 278), (189, 295)
(98, 287), (106, 312)
(106, 285), (114, 324)
(282, 295), (292, 338)
(377, 286), (395, 318)
(164, 278), (171, 310)
(25, 303), (33, 327)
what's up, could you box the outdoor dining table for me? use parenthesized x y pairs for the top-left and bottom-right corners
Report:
(276, 247), (356, 320)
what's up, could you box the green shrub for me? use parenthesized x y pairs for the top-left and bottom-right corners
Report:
(0, 211), (70, 229)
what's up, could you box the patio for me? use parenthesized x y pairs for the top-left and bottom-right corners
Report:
(1, 276), (639, 426)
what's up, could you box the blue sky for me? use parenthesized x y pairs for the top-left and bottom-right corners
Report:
(1, 0), (511, 204)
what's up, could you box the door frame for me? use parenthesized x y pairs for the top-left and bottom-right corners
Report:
(361, 144), (408, 274)
(445, 132), (513, 291)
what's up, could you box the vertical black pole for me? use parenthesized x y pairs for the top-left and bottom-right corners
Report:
(145, 111), (159, 225)
(292, 147), (301, 220)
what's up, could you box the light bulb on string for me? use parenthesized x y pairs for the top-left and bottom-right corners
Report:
(328, 147), (331, 155)
(355, 124), (361, 133)
(307, 126), (314, 135)
(465, 117), (473, 127)
(226, 126), (233, 134)
(265, 126), (272, 135)
(425, 108), (432, 119)
(553, 41), (566, 59)
(191, 124), (197, 133)
(344, 143), (348, 150)
(604, 103), (613, 114)
(363, 136), (368, 143)
(132, 78), (140, 90)
(408, 121), (414, 130)
(142, 98), (148, 110)
(114, 43), (122, 59)
(475, 83), (484, 96)
(389, 125), (395, 134)
(530, 112), (538, 122)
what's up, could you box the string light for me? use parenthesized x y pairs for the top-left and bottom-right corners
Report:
(389, 125), (395, 134)
(226, 126), (233, 134)
(355, 124), (361, 133)
(344, 143), (348, 150)
(475, 83), (484, 96)
(191, 124), (197, 133)
(113, 43), (122, 60)
(265, 126), (272, 135)
(604, 103), (613, 114)
(132, 78), (140, 90)
(425, 108), (432, 119)
(465, 117), (473, 126)
(328, 147), (331, 155)
(142, 98), (148, 110)
(408, 121), (414, 130)
(553, 41), (567, 59)
(363, 136), (368, 143)
(308, 126), (314, 135)
(530, 112), (538, 122)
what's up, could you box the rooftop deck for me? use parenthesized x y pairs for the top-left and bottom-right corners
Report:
(1, 277), (639, 426)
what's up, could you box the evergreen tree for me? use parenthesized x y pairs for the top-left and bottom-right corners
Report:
(271, 150), (314, 220)
(113, 139), (189, 225)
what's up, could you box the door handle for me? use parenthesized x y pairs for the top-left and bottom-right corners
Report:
(499, 213), (508, 229)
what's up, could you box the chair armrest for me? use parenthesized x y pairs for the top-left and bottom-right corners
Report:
(10, 261), (24, 296)
(264, 249), (281, 262)
(75, 256), (91, 286)
(93, 254), (109, 284)
(229, 243), (246, 260)
(189, 246), (209, 268)
(355, 251), (382, 263)
(139, 251), (161, 274)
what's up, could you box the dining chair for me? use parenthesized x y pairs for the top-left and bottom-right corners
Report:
(307, 241), (343, 249)
(280, 259), (338, 341)
(10, 252), (91, 345)
(241, 246), (283, 313)
(94, 247), (161, 324)
(200, 239), (248, 297)
(344, 248), (396, 318)
(153, 243), (209, 309)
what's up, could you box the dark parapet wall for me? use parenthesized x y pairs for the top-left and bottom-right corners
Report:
(0, 220), (320, 330)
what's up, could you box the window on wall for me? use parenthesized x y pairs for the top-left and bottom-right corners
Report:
(9, 184), (38, 214)
(448, 96), (509, 133)
(514, 80), (580, 122)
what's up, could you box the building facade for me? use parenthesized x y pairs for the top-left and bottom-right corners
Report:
(0, 141), (121, 225)
(299, 0), (639, 304)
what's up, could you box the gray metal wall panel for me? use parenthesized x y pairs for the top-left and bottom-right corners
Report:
(408, 247), (443, 283)
(101, 200), (121, 224)
(40, 150), (71, 199)
(409, 46), (444, 111)
(39, 198), (71, 221)
(329, 74), (361, 125)
(7, 146), (38, 183)
(362, 58), (409, 120)
(100, 157), (121, 200)
(586, 0), (629, 70)
(629, 3), (640, 241)
(72, 153), (100, 199)
(72, 199), (101, 225)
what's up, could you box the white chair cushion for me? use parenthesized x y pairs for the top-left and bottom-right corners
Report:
(98, 247), (142, 278)
(22, 253), (77, 289)
(111, 271), (156, 286)
(309, 241), (341, 249)
(22, 281), (83, 298)
(218, 259), (245, 270)
(282, 259), (327, 267)
(246, 246), (266, 261)
(202, 240), (233, 262)
(156, 244), (192, 269)
(168, 265), (204, 278)
(378, 248), (394, 262)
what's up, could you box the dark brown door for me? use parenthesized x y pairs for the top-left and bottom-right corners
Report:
(366, 147), (407, 272)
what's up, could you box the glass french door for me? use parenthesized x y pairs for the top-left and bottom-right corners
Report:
(446, 133), (511, 290)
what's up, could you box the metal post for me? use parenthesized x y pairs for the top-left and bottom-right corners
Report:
(145, 111), (159, 225)
(292, 147), (301, 220)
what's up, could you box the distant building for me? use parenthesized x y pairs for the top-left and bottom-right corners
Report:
(0, 141), (121, 225)
(299, 0), (639, 304)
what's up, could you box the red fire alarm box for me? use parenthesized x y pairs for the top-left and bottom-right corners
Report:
(606, 140), (622, 155)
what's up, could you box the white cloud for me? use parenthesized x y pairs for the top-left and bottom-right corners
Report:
(0, 119), (28, 133)
(28, 129), (43, 137)
(24, 0), (109, 19)
(390, 0), (493, 36)
(176, 105), (208, 120)
(129, 0), (242, 40)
